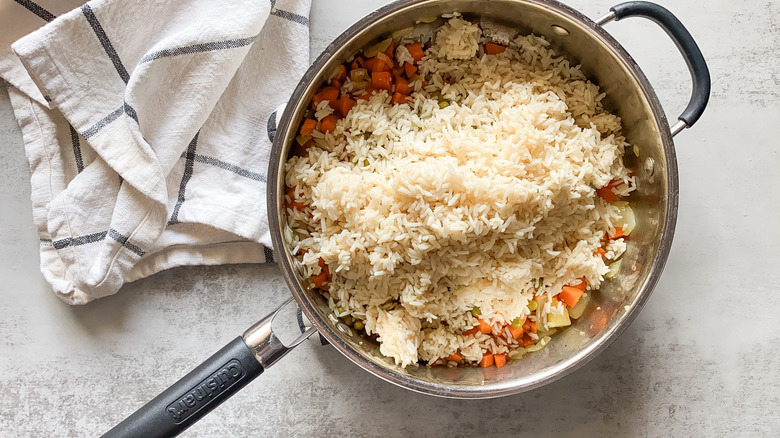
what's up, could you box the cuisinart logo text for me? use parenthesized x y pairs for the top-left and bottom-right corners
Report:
(166, 359), (245, 423)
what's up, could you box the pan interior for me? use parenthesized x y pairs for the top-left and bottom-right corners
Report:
(270, 0), (676, 397)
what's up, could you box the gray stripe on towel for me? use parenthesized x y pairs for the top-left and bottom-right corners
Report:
(270, 9), (309, 26)
(139, 36), (258, 64)
(108, 229), (146, 256)
(123, 102), (138, 123)
(263, 246), (274, 263)
(81, 106), (123, 139)
(69, 125), (84, 173)
(169, 133), (200, 225)
(53, 231), (108, 249)
(13, 0), (55, 22)
(81, 4), (130, 83)
(190, 154), (266, 182)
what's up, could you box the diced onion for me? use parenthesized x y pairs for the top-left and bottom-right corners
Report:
(416, 16), (437, 23)
(613, 203), (636, 235)
(392, 26), (414, 40)
(314, 137), (332, 151)
(350, 68), (370, 91)
(508, 349), (527, 360)
(622, 205), (636, 235)
(605, 259), (622, 280)
(350, 68), (369, 82)
(352, 80), (370, 91)
(363, 38), (392, 58)
(568, 293), (591, 319)
(375, 52), (393, 67)
(546, 308), (571, 328)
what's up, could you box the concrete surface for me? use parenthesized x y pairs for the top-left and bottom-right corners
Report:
(1, 0), (779, 436)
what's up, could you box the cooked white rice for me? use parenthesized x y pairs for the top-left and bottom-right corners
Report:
(284, 17), (633, 367)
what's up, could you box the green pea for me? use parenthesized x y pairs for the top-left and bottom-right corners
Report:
(471, 306), (481, 317)
(527, 300), (538, 311)
(439, 101), (450, 109)
(510, 317), (524, 328)
(353, 320), (364, 330)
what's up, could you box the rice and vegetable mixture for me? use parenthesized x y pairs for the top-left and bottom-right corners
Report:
(284, 16), (635, 368)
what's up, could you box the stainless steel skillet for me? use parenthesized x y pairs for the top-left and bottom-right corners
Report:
(103, 1), (710, 436)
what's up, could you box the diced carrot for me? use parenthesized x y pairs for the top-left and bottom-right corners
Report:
(334, 96), (356, 117)
(574, 277), (587, 292)
(520, 333), (534, 347)
(350, 57), (363, 70)
(395, 76), (411, 95)
(463, 326), (480, 336)
(376, 52), (394, 68)
(384, 40), (396, 59)
(405, 42), (425, 63)
(317, 86), (340, 103)
(312, 87), (340, 108)
(446, 353), (462, 362)
(356, 88), (377, 100)
(479, 352), (494, 368)
(333, 64), (347, 82)
(596, 186), (618, 202)
(292, 138), (313, 157)
(421, 80), (429, 88)
(484, 42), (506, 55)
(522, 320), (537, 334)
(609, 227), (625, 239)
(286, 187), (306, 210)
(590, 309), (608, 336)
(391, 66), (404, 78)
(372, 71), (393, 90)
(365, 57), (390, 73)
(299, 119), (316, 136)
(312, 271), (328, 288)
(320, 115), (338, 133)
(376, 58), (391, 72)
(317, 257), (330, 278)
(559, 286), (584, 307)
(404, 62), (417, 78)
(594, 247), (606, 257)
(478, 318), (492, 334)
(493, 354), (507, 368)
(331, 79), (342, 90)
(391, 92), (408, 105)
(508, 326), (523, 340)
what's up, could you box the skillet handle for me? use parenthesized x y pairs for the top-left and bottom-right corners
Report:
(102, 298), (316, 438)
(598, 1), (711, 136)
(101, 337), (263, 438)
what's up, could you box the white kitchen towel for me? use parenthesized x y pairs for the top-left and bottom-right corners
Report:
(3, 0), (311, 304)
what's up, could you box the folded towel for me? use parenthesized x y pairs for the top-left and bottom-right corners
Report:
(2, 0), (311, 304)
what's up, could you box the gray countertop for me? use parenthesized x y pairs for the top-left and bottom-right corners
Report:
(1, 0), (778, 436)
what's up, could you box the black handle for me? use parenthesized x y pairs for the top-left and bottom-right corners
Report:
(610, 1), (711, 127)
(102, 337), (263, 438)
